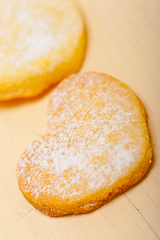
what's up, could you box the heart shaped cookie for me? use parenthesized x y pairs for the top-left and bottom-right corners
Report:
(17, 72), (152, 216)
(0, 0), (85, 100)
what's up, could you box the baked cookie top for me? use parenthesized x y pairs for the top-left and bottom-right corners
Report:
(17, 72), (152, 216)
(0, 0), (85, 100)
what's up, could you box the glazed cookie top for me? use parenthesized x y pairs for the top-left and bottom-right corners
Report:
(17, 73), (151, 206)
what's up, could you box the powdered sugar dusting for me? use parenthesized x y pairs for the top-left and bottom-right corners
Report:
(17, 73), (146, 200)
(0, 0), (83, 76)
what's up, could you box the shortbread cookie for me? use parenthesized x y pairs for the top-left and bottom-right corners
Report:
(17, 72), (152, 216)
(0, 0), (85, 100)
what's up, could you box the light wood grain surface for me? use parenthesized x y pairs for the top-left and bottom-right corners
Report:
(0, 0), (160, 239)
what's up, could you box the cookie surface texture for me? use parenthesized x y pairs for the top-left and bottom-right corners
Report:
(0, 0), (85, 100)
(17, 72), (152, 216)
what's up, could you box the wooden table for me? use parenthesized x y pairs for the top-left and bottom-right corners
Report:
(0, 0), (160, 239)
